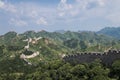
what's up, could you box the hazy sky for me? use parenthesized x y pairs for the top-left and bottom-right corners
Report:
(0, 0), (120, 34)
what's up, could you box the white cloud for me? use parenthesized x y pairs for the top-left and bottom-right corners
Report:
(5, 3), (17, 13)
(1, 0), (120, 32)
(9, 18), (28, 27)
(108, 14), (120, 22)
(36, 17), (48, 25)
(57, 0), (107, 17)
(98, 0), (105, 6)
(28, 10), (38, 18)
(76, 0), (106, 8)
(103, 0), (120, 25)
(58, 12), (65, 17)
(58, 0), (72, 10)
(0, 0), (17, 13)
(56, 0), (120, 29)
(57, 0), (73, 17)
(106, 12), (120, 25)
(0, 0), (4, 8)
(0, 1), (54, 27)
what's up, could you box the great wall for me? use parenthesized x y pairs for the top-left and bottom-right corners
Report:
(63, 50), (120, 65)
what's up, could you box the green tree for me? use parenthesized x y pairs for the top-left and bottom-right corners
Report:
(0, 45), (5, 54)
(111, 60), (120, 79)
(64, 38), (79, 49)
(70, 64), (88, 79)
(79, 40), (87, 51)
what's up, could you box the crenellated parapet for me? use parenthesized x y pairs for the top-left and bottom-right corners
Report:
(63, 50), (120, 65)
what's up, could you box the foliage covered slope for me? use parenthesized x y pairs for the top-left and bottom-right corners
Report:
(1, 30), (120, 80)
(97, 27), (120, 39)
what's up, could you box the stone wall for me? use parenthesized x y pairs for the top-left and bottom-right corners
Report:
(63, 50), (120, 65)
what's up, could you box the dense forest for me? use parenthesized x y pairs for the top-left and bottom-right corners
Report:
(1, 28), (120, 80)
(1, 59), (120, 80)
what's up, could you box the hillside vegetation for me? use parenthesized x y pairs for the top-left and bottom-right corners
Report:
(1, 30), (120, 79)
(98, 27), (120, 39)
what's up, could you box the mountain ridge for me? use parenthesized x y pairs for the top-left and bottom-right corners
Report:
(97, 27), (120, 39)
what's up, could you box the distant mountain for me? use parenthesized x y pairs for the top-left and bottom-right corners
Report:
(54, 30), (66, 34)
(0, 30), (119, 53)
(97, 27), (120, 39)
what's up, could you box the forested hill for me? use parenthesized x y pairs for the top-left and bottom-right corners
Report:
(97, 27), (120, 39)
(0, 30), (120, 55)
(0, 30), (116, 43)
(1, 30), (120, 65)
(1, 30), (120, 79)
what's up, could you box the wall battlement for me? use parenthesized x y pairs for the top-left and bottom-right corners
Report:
(63, 50), (120, 65)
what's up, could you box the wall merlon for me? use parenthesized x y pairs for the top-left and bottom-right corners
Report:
(63, 50), (120, 65)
